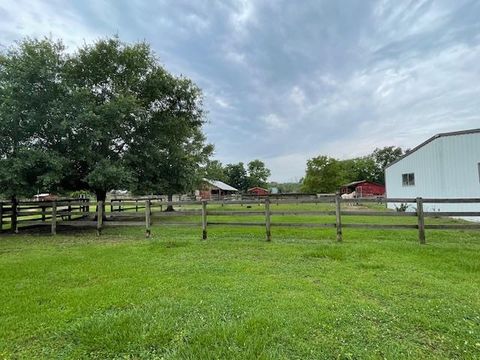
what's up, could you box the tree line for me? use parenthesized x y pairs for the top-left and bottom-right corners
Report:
(0, 37), (212, 206)
(301, 146), (404, 193)
(205, 159), (271, 191)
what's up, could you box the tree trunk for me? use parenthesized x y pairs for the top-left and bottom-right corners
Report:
(165, 193), (175, 212)
(10, 196), (17, 233)
(95, 190), (108, 220)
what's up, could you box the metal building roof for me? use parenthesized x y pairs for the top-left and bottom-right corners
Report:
(385, 128), (480, 169)
(203, 179), (238, 191)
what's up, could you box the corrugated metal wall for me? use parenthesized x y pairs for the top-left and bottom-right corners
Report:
(385, 132), (480, 221)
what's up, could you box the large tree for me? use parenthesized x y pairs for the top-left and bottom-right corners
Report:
(372, 146), (404, 184)
(224, 162), (249, 191)
(0, 39), (69, 229)
(247, 159), (271, 188)
(340, 156), (379, 184)
(301, 156), (344, 193)
(0, 37), (212, 216)
(204, 160), (227, 182)
(63, 37), (211, 208)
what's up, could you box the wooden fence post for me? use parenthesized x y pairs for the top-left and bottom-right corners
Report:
(202, 200), (207, 240)
(335, 192), (343, 242)
(265, 197), (271, 241)
(11, 198), (18, 234)
(67, 200), (72, 221)
(51, 201), (57, 235)
(145, 200), (151, 238)
(416, 197), (426, 244)
(41, 205), (46, 222)
(97, 200), (103, 236)
(0, 203), (3, 232)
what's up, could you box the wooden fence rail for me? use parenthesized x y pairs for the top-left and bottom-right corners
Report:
(2, 196), (480, 243)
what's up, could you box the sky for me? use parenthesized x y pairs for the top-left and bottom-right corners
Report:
(1, 0), (479, 182)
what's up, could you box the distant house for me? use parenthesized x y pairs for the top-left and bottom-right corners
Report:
(341, 180), (385, 197)
(199, 179), (238, 200)
(247, 187), (269, 196)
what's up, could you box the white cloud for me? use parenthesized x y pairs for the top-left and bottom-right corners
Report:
(0, 0), (101, 48)
(262, 113), (289, 130)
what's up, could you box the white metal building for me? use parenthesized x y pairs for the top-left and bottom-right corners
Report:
(385, 129), (480, 220)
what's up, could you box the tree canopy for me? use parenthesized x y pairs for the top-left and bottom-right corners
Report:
(0, 39), (67, 199)
(301, 156), (344, 193)
(0, 37), (212, 202)
(209, 160), (271, 191)
(301, 147), (404, 193)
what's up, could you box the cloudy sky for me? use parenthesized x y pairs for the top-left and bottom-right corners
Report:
(1, 0), (479, 181)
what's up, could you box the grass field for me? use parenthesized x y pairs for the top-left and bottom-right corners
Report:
(1, 206), (480, 359)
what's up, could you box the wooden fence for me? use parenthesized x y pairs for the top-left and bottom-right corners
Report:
(0, 198), (90, 234)
(2, 195), (479, 244)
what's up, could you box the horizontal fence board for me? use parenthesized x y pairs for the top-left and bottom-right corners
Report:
(342, 198), (413, 203)
(342, 224), (418, 229)
(57, 220), (97, 226)
(103, 221), (145, 226)
(152, 211), (202, 217)
(271, 198), (335, 204)
(271, 211), (336, 216)
(208, 222), (265, 226)
(424, 212), (480, 217)
(207, 211), (265, 216)
(110, 202), (145, 206)
(341, 211), (417, 217)
(208, 200), (264, 205)
(152, 222), (201, 226)
(108, 213), (144, 218)
(153, 201), (202, 206)
(272, 223), (336, 228)
(17, 221), (51, 227)
(424, 224), (480, 230)
(422, 198), (480, 203)
(111, 207), (142, 211)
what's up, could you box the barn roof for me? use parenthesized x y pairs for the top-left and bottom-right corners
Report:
(342, 180), (384, 187)
(342, 180), (367, 187)
(203, 179), (238, 191)
(385, 128), (480, 169)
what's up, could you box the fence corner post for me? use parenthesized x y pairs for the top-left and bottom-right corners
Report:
(335, 192), (343, 242)
(145, 200), (151, 238)
(97, 200), (103, 236)
(265, 197), (271, 242)
(416, 197), (426, 244)
(201, 200), (207, 240)
(51, 201), (57, 235)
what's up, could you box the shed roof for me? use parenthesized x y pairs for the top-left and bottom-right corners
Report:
(386, 128), (480, 169)
(248, 186), (268, 191)
(342, 180), (384, 187)
(203, 179), (238, 191)
(342, 180), (367, 187)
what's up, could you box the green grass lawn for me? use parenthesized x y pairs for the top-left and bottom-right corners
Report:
(1, 211), (480, 359)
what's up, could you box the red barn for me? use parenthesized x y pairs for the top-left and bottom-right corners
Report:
(247, 187), (269, 196)
(340, 180), (385, 197)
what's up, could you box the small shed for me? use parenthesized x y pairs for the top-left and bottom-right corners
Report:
(247, 187), (269, 196)
(199, 179), (238, 200)
(341, 180), (385, 197)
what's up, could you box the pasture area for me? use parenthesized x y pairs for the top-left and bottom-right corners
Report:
(1, 204), (480, 359)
